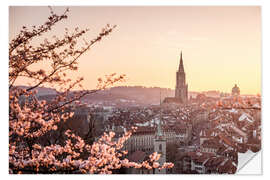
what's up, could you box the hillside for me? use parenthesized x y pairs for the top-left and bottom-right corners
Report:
(15, 85), (220, 105)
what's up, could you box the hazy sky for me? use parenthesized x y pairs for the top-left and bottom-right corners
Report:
(9, 6), (261, 94)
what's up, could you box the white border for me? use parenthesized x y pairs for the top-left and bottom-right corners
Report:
(1, 0), (269, 179)
(3, 0), (265, 6)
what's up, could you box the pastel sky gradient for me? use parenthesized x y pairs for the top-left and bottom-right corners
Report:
(9, 6), (261, 95)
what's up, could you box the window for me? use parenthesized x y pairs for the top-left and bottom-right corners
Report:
(159, 144), (162, 151)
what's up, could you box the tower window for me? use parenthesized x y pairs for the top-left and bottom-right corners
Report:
(159, 144), (162, 151)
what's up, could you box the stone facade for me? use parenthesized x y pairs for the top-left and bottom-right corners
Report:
(164, 51), (188, 104)
(175, 52), (188, 103)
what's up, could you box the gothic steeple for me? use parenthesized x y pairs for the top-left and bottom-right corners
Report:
(156, 90), (164, 138)
(154, 90), (166, 174)
(178, 51), (185, 73)
(175, 51), (188, 104)
(157, 115), (163, 138)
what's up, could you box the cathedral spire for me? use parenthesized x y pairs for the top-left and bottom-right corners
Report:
(179, 51), (185, 72)
(157, 118), (163, 137)
(175, 51), (188, 103)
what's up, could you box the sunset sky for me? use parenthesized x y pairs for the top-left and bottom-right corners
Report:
(9, 6), (261, 95)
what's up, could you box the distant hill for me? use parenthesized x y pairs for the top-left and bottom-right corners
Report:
(84, 86), (206, 105)
(16, 86), (58, 96)
(84, 86), (175, 105)
(15, 85), (221, 105)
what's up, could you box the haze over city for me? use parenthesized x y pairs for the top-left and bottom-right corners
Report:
(8, 5), (262, 175)
(9, 6), (261, 94)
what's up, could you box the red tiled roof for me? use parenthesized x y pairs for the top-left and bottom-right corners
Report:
(217, 159), (237, 174)
(186, 152), (215, 163)
(133, 126), (156, 135)
(218, 134), (234, 147)
(204, 156), (226, 167)
(128, 151), (146, 162)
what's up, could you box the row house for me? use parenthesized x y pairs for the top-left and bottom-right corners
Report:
(201, 141), (220, 154)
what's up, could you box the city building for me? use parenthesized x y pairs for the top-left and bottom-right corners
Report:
(164, 51), (188, 104)
(154, 117), (166, 174)
(123, 118), (167, 174)
(231, 84), (240, 96)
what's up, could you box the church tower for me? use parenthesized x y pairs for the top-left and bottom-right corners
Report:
(175, 51), (188, 103)
(154, 107), (166, 174)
